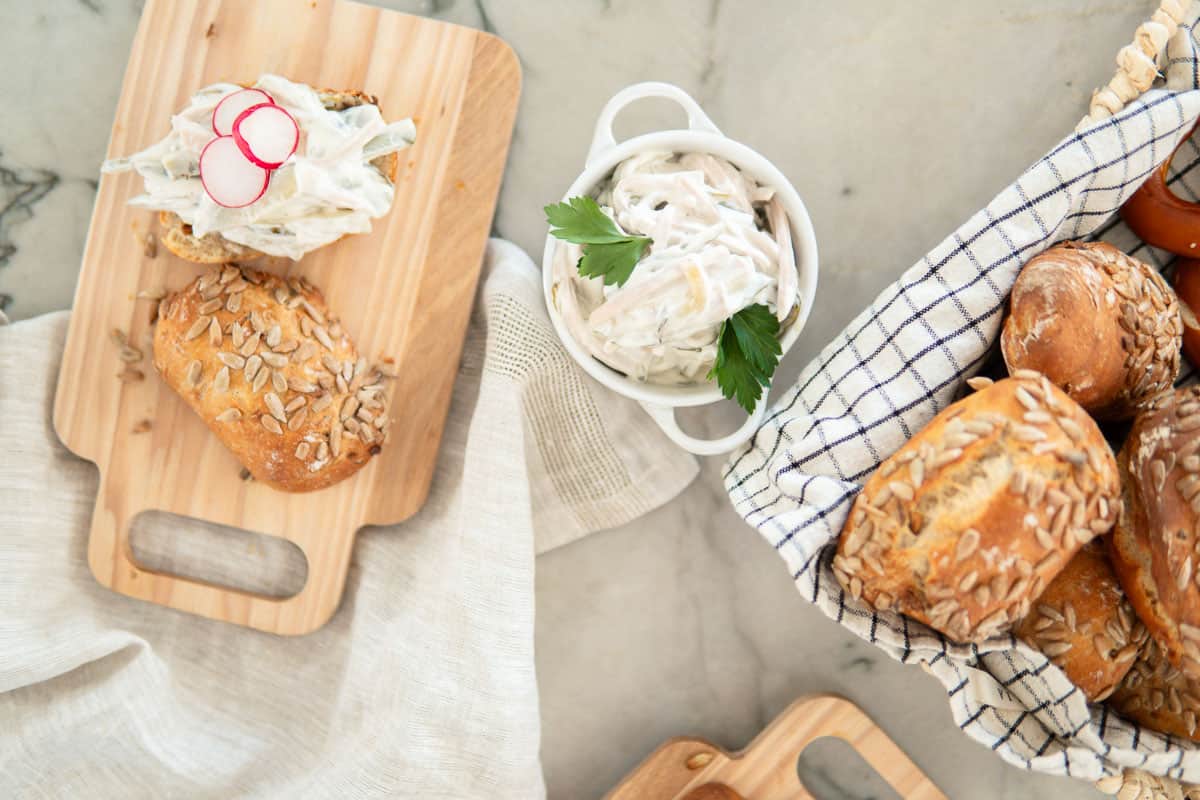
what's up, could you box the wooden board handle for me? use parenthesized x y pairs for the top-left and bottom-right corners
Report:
(86, 474), (353, 635)
(606, 694), (946, 800)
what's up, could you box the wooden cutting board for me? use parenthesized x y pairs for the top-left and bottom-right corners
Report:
(606, 695), (946, 800)
(52, 0), (520, 635)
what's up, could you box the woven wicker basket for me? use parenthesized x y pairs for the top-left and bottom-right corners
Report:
(727, 2), (1200, 798)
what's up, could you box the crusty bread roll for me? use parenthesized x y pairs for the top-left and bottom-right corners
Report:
(1110, 386), (1200, 681)
(833, 372), (1121, 643)
(158, 89), (401, 264)
(1110, 636), (1200, 742)
(153, 265), (393, 492)
(1000, 241), (1181, 420)
(1013, 541), (1147, 701)
(1174, 258), (1200, 368)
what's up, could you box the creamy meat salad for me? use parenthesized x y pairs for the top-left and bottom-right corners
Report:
(552, 151), (800, 384)
(102, 74), (416, 260)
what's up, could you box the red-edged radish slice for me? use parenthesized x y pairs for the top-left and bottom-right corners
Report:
(233, 103), (299, 169)
(212, 88), (274, 136)
(199, 136), (270, 208)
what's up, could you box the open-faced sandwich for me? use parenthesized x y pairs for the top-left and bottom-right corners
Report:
(103, 74), (416, 262)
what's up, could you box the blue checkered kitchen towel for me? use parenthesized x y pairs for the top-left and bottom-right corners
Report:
(725, 11), (1200, 787)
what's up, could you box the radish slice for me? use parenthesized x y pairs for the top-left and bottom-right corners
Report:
(233, 103), (299, 169)
(212, 88), (274, 136)
(199, 136), (270, 208)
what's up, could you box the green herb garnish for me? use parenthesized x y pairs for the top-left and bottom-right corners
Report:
(709, 304), (782, 413)
(545, 196), (652, 287)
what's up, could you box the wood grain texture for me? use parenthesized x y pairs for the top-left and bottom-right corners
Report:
(52, 0), (520, 635)
(606, 695), (946, 800)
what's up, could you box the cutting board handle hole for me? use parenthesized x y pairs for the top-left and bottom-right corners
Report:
(796, 736), (903, 800)
(130, 510), (308, 599)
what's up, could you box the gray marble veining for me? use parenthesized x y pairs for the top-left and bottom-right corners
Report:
(2, 1), (1163, 798)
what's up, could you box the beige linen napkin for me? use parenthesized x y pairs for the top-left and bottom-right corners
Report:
(0, 239), (697, 799)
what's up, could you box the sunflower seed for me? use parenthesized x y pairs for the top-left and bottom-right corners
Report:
(231, 322), (245, 349)
(250, 311), (266, 333)
(271, 370), (287, 394)
(373, 412), (388, 430)
(217, 352), (245, 369)
(261, 415), (283, 435)
(215, 408), (241, 423)
(200, 283), (222, 301)
(301, 300), (326, 325)
(266, 324), (282, 348)
(1012, 425), (1047, 442)
(184, 316), (211, 340)
(251, 365), (269, 393)
(313, 325), (334, 350)
(1043, 641), (1073, 657)
(295, 442), (311, 460)
(322, 354), (342, 373)
(330, 423), (342, 456)
(288, 377), (318, 394)
(213, 366), (230, 393)
(275, 338), (299, 354)
(287, 407), (308, 431)
(265, 392), (286, 422)
(336, 374), (349, 394)
(956, 529), (980, 562)
(224, 279), (248, 294)
(244, 354), (262, 381)
(198, 298), (223, 315)
(260, 352), (288, 368)
(239, 331), (262, 357)
(285, 396), (307, 413)
(341, 397), (360, 421)
(312, 393), (334, 413)
(316, 440), (329, 461)
(184, 360), (202, 388)
(1015, 386), (1040, 411)
(294, 341), (317, 363)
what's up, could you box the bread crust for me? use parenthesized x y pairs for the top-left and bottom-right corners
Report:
(158, 88), (402, 264)
(1110, 386), (1200, 681)
(152, 265), (391, 492)
(1013, 541), (1147, 702)
(1001, 241), (1180, 421)
(833, 373), (1121, 643)
(1110, 636), (1200, 742)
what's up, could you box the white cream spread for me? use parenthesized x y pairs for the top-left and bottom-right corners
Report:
(552, 151), (799, 384)
(101, 74), (416, 260)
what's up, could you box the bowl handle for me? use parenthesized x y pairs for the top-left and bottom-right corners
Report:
(587, 82), (723, 167)
(639, 396), (769, 456)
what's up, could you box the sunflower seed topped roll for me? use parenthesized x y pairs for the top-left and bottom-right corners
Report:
(1110, 636), (1200, 742)
(1110, 386), (1200, 681)
(833, 372), (1121, 643)
(152, 265), (395, 492)
(1013, 541), (1147, 702)
(1001, 241), (1181, 420)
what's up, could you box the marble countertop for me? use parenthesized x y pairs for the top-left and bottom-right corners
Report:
(2, 1), (1163, 798)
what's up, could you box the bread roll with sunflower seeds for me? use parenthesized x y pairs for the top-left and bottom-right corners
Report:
(1001, 241), (1181, 420)
(1013, 541), (1147, 701)
(1110, 386), (1200, 681)
(832, 372), (1121, 644)
(1110, 636), (1200, 742)
(152, 265), (393, 492)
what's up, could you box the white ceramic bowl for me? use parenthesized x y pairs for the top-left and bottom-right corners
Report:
(542, 82), (819, 455)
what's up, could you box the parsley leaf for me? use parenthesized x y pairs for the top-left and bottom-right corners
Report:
(544, 196), (652, 287)
(577, 237), (651, 287)
(708, 304), (782, 413)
